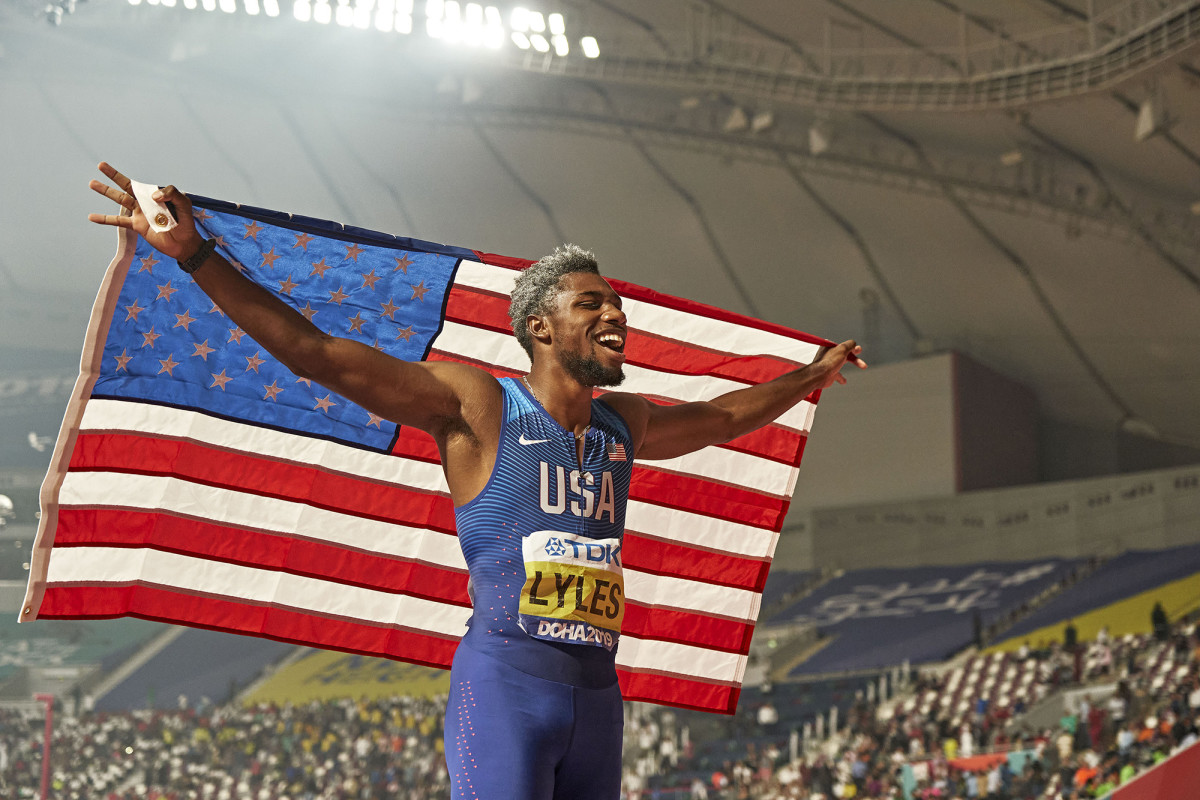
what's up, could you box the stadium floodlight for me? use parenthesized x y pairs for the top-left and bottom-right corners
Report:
(147, 0), (159, 6)
(201, 0), (216, 10)
(335, 0), (353, 25)
(441, 0), (461, 42)
(484, 4), (498, 25)
(510, 5), (528, 32)
(219, 0), (236, 12)
(244, 0), (260, 15)
(425, 0), (442, 18)
(375, 7), (393, 29)
(353, 0), (372, 29)
(183, 0), (197, 8)
(263, 0), (279, 15)
(396, 10), (412, 31)
(128, 0), (142, 6)
(548, 11), (563, 35)
(528, 10), (544, 32)
(530, 32), (549, 52)
(294, 0), (311, 20)
(512, 30), (530, 49)
(580, 35), (599, 58)
(551, 34), (567, 56)
(314, 0), (331, 22)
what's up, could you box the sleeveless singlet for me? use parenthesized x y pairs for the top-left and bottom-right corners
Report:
(453, 377), (634, 688)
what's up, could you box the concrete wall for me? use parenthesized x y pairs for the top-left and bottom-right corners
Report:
(777, 464), (1200, 571)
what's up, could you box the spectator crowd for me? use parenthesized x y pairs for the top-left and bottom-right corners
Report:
(0, 616), (1197, 800)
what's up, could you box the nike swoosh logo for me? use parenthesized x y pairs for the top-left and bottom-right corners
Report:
(518, 434), (550, 445)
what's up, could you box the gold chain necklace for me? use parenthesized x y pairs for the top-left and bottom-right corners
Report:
(522, 375), (589, 442)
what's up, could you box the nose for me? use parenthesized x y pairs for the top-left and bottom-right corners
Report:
(602, 303), (626, 326)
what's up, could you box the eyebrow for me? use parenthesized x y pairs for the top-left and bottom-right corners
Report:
(576, 290), (623, 306)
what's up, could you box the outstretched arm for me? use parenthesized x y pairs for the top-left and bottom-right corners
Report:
(606, 341), (865, 461)
(87, 162), (492, 439)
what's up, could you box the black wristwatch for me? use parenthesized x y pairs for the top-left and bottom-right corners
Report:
(178, 238), (217, 274)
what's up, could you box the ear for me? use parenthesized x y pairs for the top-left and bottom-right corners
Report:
(526, 313), (552, 347)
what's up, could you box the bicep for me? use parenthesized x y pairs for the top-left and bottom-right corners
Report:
(307, 336), (486, 434)
(636, 400), (735, 461)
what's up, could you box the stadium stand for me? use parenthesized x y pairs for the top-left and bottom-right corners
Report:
(1, 614), (1196, 799)
(95, 628), (297, 712)
(0, 617), (162, 689)
(765, 559), (1084, 676)
(994, 544), (1200, 647)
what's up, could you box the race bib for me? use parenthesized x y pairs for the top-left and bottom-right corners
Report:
(518, 530), (624, 652)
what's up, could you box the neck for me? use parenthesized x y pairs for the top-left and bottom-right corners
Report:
(523, 366), (593, 435)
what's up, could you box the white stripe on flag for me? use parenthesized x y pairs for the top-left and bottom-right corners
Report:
(58, 472), (467, 570)
(80, 399), (449, 491)
(44, 547), (473, 638)
(454, 260), (824, 365)
(615, 636), (746, 685)
(82, 398), (796, 499)
(58, 471), (762, 615)
(433, 321), (816, 432)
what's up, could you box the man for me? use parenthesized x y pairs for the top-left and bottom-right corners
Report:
(88, 162), (865, 799)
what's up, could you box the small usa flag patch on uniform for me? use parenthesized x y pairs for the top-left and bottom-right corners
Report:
(607, 442), (627, 461)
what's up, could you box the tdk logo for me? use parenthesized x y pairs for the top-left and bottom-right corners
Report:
(544, 538), (621, 567)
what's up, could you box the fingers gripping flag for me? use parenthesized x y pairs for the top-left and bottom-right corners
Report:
(21, 197), (834, 714)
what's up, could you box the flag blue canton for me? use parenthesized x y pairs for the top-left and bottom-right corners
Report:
(94, 206), (461, 452)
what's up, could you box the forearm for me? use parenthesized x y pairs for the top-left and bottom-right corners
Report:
(708, 364), (825, 441)
(185, 242), (330, 379)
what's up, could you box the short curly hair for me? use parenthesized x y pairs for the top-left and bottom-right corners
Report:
(508, 244), (600, 360)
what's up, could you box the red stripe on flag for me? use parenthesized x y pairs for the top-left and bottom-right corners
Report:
(629, 466), (788, 530)
(36, 585), (462, 670)
(622, 603), (755, 655)
(69, 433), (459, 534)
(622, 532), (769, 593)
(53, 508), (471, 605)
(445, 286), (804, 382)
(69, 432), (774, 591)
(618, 670), (741, 715)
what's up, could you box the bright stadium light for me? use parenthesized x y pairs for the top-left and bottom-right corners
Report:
(510, 5), (528, 31)
(425, 0), (442, 18)
(293, 0), (311, 20)
(335, 0), (352, 25)
(128, 0), (141, 5)
(353, 0), (372, 29)
(581, 35), (599, 58)
(263, 0), (279, 15)
(183, 0), (197, 8)
(530, 32), (548, 52)
(162, 0), (177, 7)
(395, 10), (411, 31)
(314, 0), (331, 22)
(484, 4), (498, 25)
(528, 10), (543, 31)
(442, 0), (461, 42)
(547, 11), (563, 35)
(551, 33), (567, 56)
(375, 6), (393, 30)
(219, 0), (236, 12)
(201, 0), (216, 10)
(244, 0), (260, 15)
(511, 30), (529, 48)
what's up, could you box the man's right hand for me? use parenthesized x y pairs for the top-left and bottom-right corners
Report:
(88, 162), (205, 261)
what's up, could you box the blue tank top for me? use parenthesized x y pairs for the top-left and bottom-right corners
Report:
(454, 377), (634, 688)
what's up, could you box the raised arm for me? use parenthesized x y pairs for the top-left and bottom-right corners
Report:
(86, 162), (495, 441)
(605, 340), (865, 461)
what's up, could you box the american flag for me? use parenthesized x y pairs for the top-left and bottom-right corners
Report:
(606, 441), (628, 462)
(21, 197), (832, 714)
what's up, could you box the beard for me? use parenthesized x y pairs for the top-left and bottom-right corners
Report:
(560, 347), (625, 388)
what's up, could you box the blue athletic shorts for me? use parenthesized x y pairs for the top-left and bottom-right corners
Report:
(444, 641), (624, 800)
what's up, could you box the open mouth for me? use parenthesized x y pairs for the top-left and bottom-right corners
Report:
(596, 331), (626, 355)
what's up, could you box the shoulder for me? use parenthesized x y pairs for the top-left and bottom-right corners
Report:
(597, 391), (650, 447)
